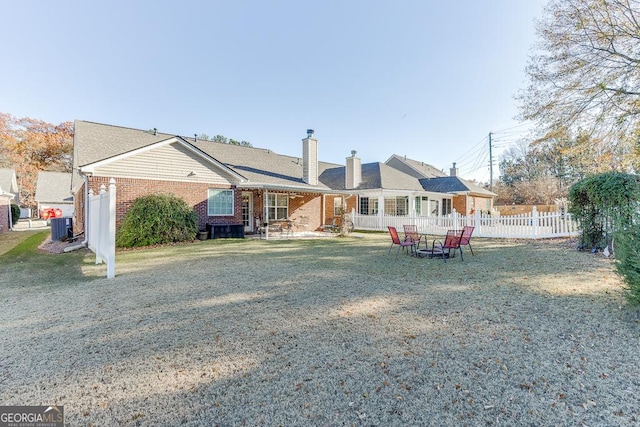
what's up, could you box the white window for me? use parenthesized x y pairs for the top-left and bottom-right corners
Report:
(442, 199), (452, 215)
(430, 200), (439, 216)
(267, 193), (289, 220)
(359, 197), (378, 215)
(334, 197), (343, 216)
(208, 189), (234, 216)
(384, 196), (409, 216)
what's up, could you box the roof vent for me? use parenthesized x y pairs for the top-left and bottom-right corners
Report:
(194, 134), (197, 142)
(153, 128), (157, 136)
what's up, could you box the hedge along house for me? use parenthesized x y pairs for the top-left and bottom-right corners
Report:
(71, 121), (345, 238)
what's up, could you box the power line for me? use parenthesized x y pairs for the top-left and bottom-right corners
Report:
(491, 121), (532, 134)
(454, 135), (489, 164)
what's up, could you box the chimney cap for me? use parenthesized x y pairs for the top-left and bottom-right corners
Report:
(351, 150), (357, 157)
(306, 129), (314, 138)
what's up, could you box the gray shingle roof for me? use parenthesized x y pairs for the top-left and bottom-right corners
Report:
(35, 172), (73, 203)
(419, 176), (496, 196)
(72, 121), (496, 197)
(73, 120), (340, 192)
(385, 154), (446, 178)
(319, 162), (424, 191)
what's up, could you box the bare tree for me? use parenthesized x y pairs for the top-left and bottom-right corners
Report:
(517, 0), (640, 169)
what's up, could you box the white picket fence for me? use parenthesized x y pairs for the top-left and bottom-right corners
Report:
(88, 178), (116, 278)
(352, 206), (579, 239)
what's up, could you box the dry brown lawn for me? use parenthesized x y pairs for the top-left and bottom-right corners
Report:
(1, 232), (638, 426)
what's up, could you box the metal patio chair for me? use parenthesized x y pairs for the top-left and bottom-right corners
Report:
(387, 226), (417, 256)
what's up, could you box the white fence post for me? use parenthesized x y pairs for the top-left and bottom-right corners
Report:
(106, 178), (116, 278)
(87, 179), (116, 279)
(532, 206), (538, 239)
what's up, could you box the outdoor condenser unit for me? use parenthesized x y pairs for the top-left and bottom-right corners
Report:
(51, 217), (73, 241)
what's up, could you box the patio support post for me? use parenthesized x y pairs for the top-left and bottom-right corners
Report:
(377, 195), (385, 229)
(264, 189), (269, 240)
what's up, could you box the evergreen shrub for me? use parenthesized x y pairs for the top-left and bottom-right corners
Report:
(10, 204), (20, 225)
(116, 194), (198, 248)
(614, 224), (640, 305)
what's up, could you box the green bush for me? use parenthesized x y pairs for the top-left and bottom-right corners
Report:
(10, 204), (20, 225)
(613, 225), (640, 305)
(568, 172), (640, 250)
(116, 194), (199, 248)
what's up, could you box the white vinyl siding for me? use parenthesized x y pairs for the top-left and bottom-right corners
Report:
(94, 142), (234, 184)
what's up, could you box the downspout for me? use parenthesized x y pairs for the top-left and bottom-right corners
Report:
(8, 195), (14, 230)
(81, 175), (89, 245)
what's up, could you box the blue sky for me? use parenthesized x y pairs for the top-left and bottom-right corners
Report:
(1, 0), (546, 182)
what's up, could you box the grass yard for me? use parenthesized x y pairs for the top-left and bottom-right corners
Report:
(0, 232), (638, 426)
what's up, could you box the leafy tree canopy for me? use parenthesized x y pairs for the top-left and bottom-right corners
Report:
(197, 133), (253, 147)
(0, 112), (73, 208)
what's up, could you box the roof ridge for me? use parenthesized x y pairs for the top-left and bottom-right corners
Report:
(76, 120), (174, 137)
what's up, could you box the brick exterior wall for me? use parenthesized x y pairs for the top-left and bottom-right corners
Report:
(0, 199), (9, 232)
(252, 191), (327, 232)
(289, 194), (322, 231)
(73, 175), (345, 236)
(73, 181), (85, 236)
(452, 195), (467, 215)
(452, 195), (493, 216)
(77, 176), (240, 233)
(323, 194), (357, 227)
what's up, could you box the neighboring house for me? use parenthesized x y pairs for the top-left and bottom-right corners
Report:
(385, 157), (496, 216)
(319, 153), (447, 217)
(0, 168), (19, 232)
(0, 168), (19, 203)
(35, 171), (74, 218)
(72, 121), (345, 236)
(318, 153), (495, 217)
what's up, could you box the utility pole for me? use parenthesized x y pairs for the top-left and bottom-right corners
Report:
(489, 132), (493, 191)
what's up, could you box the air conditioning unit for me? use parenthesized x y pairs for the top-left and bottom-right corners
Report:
(51, 217), (73, 241)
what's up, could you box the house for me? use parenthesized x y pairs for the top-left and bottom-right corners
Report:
(0, 168), (19, 232)
(35, 171), (74, 218)
(318, 153), (495, 218)
(71, 120), (497, 239)
(385, 156), (496, 215)
(72, 121), (346, 237)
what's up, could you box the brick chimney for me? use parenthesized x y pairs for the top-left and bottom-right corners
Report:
(302, 129), (318, 185)
(345, 150), (361, 189)
(450, 162), (459, 177)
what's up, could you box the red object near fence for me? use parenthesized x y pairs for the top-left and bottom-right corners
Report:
(40, 208), (63, 220)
